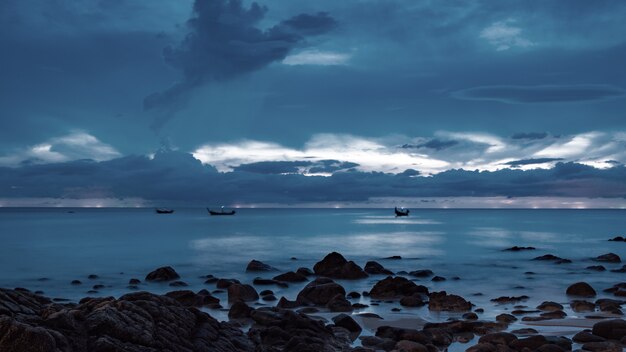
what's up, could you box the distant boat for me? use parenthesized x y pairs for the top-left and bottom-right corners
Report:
(207, 207), (236, 216)
(394, 207), (409, 217)
(155, 208), (174, 214)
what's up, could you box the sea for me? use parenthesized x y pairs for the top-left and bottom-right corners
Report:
(1, 208), (626, 349)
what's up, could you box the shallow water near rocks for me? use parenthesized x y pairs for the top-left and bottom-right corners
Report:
(1, 208), (626, 350)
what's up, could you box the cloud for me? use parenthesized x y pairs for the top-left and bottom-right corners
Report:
(144, 0), (337, 130)
(504, 158), (563, 167)
(480, 19), (533, 51)
(511, 132), (548, 140)
(0, 132), (120, 167)
(453, 84), (626, 104)
(402, 139), (459, 151)
(282, 50), (350, 66)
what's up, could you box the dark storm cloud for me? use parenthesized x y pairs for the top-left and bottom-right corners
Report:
(511, 132), (548, 140)
(453, 85), (626, 104)
(402, 139), (459, 151)
(233, 160), (358, 174)
(504, 158), (563, 167)
(144, 0), (336, 129)
(2, 152), (626, 204)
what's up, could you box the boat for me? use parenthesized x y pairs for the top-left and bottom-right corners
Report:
(394, 207), (409, 217)
(155, 208), (174, 214)
(207, 206), (236, 216)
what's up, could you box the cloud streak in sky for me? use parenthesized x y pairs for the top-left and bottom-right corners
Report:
(454, 84), (626, 104)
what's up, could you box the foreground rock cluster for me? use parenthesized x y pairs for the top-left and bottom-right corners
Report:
(3, 251), (626, 351)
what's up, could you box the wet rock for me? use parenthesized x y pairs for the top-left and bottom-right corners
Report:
(566, 282), (597, 297)
(572, 330), (605, 343)
(165, 289), (220, 308)
(463, 312), (478, 320)
(297, 307), (319, 314)
(376, 326), (433, 345)
(364, 261), (394, 275)
(276, 297), (299, 309)
(533, 254), (571, 264)
(504, 246), (536, 251)
(252, 277), (288, 287)
(385, 255), (402, 260)
(259, 289), (273, 296)
(428, 291), (472, 312)
(313, 252), (368, 279)
(145, 266), (180, 282)
(394, 340), (428, 352)
(248, 308), (351, 352)
(87, 274), (99, 279)
(261, 294), (276, 301)
(540, 310), (566, 319)
(296, 267), (314, 276)
(227, 284), (259, 302)
(537, 301), (563, 311)
(169, 280), (188, 287)
(92, 284), (104, 290)
(582, 341), (623, 352)
(595, 253), (622, 263)
(399, 294), (426, 307)
(216, 278), (240, 289)
(327, 294), (353, 312)
(352, 303), (368, 309)
(408, 269), (434, 278)
(511, 309), (541, 315)
(204, 277), (218, 284)
(478, 332), (517, 345)
(610, 265), (626, 273)
(511, 328), (538, 335)
(245, 260), (277, 272)
(369, 276), (429, 299)
(332, 313), (362, 341)
(570, 300), (596, 312)
(128, 278), (141, 285)
(229, 300), (254, 319)
(273, 271), (308, 282)
(596, 299), (624, 314)
(587, 265), (606, 271)
(347, 291), (361, 299)
(609, 236), (626, 242)
(0, 288), (254, 352)
(296, 277), (346, 306)
(592, 319), (626, 340)
(490, 295), (529, 304)
(431, 276), (446, 282)
(70, 280), (81, 285)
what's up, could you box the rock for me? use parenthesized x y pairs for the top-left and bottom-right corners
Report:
(376, 326), (432, 345)
(511, 309), (541, 315)
(0, 288), (254, 352)
(369, 276), (428, 299)
(609, 236), (626, 242)
(504, 246), (536, 251)
(463, 312), (478, 320)
(347, 291), (361, 299)
(540, 310), (566, 319)
(591, 319), (626, 340)
(248, 308), (351, 352)
(259, 289), (273, 296)
(570, 300), (596, 312)
(408, 269), (434, 278)
(128, 278), (141, 285)
(495, 313), (517, 323)
(399, 294), (425, 307)
(245, 260), (277, 272)
(70, 280), (81, 285)
(490, 295), (529, 304)
(273, 271), (308, 282)
(533, 254), (571, 263)
(428, 291), (472, 312)
(332, 313), (362, 341)
(296, 277), (346, 305)
(92, 284), (104, 290)
(364, 261), (394, 275)
(165, 289), (220, 308)
(169, 280), (188, 287)
(327, 294), (353, 312)
(610, 265), (626, 273)
(229, 301), (254, 319)
(572, 330), (605, 343)
(511, 328), (538, 335)
(385, 255), (402, 260)
(145, 266), (180, 282)
(87, 274), (99, 279)
(394, 340), (428, 352)
(566, 282), (597, 297)
(587, 265), (607, 271)
(216, 278), (240, 289)
(582, 341), (623, 352)
(537, 301), (563, 311)
(431, 276), (446, 282)
(296, 267), (314, 276)
(252, 277), (288, 287)
(227, 284), (259, 302)
(261, 294), (276, 302)
(352, 303), (368, 309)
(596, 253), (621, 263)
(204, 277), (218, 284)
(276, 297), (299, 309)
(313, 252), (368, 279)
(478, 332), (517, 345)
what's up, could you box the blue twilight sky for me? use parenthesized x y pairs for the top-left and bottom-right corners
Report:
(1, 0), (626, 206)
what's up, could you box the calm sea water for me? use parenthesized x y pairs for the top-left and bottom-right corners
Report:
(1, 208), (626, 347)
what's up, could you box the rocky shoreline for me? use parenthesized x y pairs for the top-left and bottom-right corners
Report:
(2, 251), (626, 351)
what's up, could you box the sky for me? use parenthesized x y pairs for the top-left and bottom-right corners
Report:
(1, 0), (626, 207)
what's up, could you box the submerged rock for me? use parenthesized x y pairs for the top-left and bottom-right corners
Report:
(364, 261), (394, 275)
(313, 252), (368, 279)
(566, 282), (597, 297)
(145, 266), (180, 282)
(273, 271), (308, 282)
(296, 277), (346, 306)
(504, 246), (536, 251)
(227, 284), (259, 302)
(591, 319), (626, 340)
(428, 291), (472, 312)
(245, 260), (277, 272)
(369, 276), (428, 299)
(595, 253), (622, 263)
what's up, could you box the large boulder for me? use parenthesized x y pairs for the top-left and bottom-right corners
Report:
(364, 261), (393, 275)
(592, 319), (626, 340)
(566, 282), (596, 297)
(332, 313), (362, 341)
(369, 276), (428, 299)
(273, 271), (308, 282)
(296, 277), (346, 305)
(313, 252), (368, 279)
(0, 288), (254, 352)
(227, 284), (259, 302)
(245, 260), (277, 272)
(428, 291), (472, 312)
(595, 253), (621, 263)
(229, 301), (254, 319)
(145, 266), (180, 282)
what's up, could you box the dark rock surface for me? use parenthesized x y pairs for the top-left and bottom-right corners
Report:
(364, 261), (394, 275)
(566, 282), (597, 297)
(145, 266), (180, 282)
(245, 260), (277, 272)
(595, 253), (622, 263)
(369, 276), (429, 299)
(273, 271), (308, 282)
(504, 246), (536, 251)
(165, 289), (220, 308)
(428, 291), (472, 312)
(296, 277), (346, 306)
(227, 284), (259, 302)
(313, 252), (368, 279)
